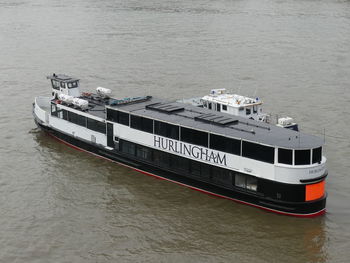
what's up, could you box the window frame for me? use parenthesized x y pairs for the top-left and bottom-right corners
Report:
(278, 148), (293, 165)
(180, 126), (208, 148)
(295, 149), (311, 165)
(242, 141), (275, 164)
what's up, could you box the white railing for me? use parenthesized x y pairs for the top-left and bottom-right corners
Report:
(34, 96), (51, 125)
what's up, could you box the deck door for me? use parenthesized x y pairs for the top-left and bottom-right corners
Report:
(107, 123), (114, 148)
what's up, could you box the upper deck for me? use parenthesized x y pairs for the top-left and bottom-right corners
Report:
(106, 96), (323, 150)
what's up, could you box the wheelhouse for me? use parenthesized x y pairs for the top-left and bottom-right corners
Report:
(47, 73), (80, 98)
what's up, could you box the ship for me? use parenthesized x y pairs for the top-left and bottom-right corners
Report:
(33, 74), (328, 217)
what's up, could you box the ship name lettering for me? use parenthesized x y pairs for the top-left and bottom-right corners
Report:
(153, 135), (227, 166)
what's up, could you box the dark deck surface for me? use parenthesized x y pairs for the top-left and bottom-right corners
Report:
(54, 93), (323, 149)
(108, 97), (324, 149)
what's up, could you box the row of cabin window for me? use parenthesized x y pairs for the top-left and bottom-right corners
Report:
(107, 109), (275, 164)
(119, 140), (258, 191)
(120, 141), (309, 202)
(51, 80), (78, 90)
(51, 105), (106, 134)
(109, 109), (323, 165)
(278, 147), (322, 165)
(203, 101), (228, 112)
(202, 101), (259, 116)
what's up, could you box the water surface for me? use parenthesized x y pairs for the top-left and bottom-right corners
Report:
(1, 0), (350, 262)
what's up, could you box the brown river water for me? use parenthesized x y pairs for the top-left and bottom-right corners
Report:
(1, 0), (350, 262)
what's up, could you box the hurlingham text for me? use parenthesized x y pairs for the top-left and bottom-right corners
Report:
(153, 135), (227, 166)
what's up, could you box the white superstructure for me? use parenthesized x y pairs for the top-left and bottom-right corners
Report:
(181, 89), (298, 131)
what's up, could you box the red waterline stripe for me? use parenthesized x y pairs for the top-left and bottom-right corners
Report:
(47, 132), (326, 218)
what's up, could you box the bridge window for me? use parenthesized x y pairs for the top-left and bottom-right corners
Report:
(295, 149), (311, 165)
(130, 115), (153, 133)
(180, 127), (208, 147)
(278, 148), (292, 165)
(312, 147), (322, 164)
(51, 80), (60, 90)
(210, 134), (241, 155)
(67, 82), (78, 89)
(154, 121), (179, 140)
(242, 141), (274, 164)
(222, 105), (227, 111)
(246, 108), (251, 115)
(216, 103), (221, 111)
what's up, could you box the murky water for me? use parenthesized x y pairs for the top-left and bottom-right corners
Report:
(1, 0), (350, 262)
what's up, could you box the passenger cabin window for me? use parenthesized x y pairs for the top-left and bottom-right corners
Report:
(242, 141), (274, 164)
(208, 103), (212, 110)
(106, 109), (130, 126)
(61, 109), (68, 120)
(246, 108), (251, 115)
(190, 161), (201, 176)
(153, 150), (170, 168)
(170, 155), (190, 173)
(180, 127), (208, 147)
(295, 149), (311, 165)
(210, 134), (241, 155)
(154, 120), (179, 140)
(235, 173), (258, 191)
(278, 148), (293, 165)
(211, 167), (233, 186)
(136, 145), (152, 161)
(68, 111), (86, 127)
(87, 118), (106, 134)
(130, 115), (153, 133)
(253, 105), (257, 114)
(312, 147), (322, 164)
(51, 103), (58, 117)
(120, 140), (135, 155)
(216, 103), (221, 112)
(222, 105), (227, 111)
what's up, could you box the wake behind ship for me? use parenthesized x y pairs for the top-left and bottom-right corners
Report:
(33, 74), (328, 217)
